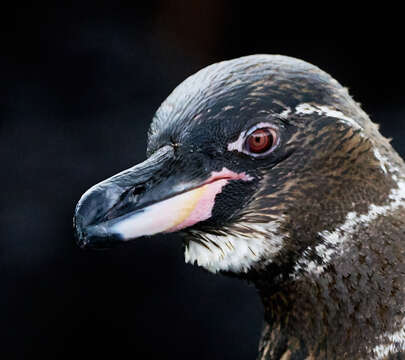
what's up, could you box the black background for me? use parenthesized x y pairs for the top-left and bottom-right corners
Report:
(1, 2), (404, 359)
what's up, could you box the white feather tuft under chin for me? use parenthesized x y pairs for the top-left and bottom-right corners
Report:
(184, 221), (285, 273)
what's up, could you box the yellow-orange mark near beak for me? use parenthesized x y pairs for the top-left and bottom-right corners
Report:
(167, 184), (209, 231)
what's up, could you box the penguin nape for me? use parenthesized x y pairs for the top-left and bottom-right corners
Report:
(73, 55), (405, 360)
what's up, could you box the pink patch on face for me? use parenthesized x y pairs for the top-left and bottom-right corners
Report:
(167, 168), (252, 232)
(202, 168), (253, 185)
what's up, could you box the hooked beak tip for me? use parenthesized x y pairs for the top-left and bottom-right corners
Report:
(73, 211), (122, 250)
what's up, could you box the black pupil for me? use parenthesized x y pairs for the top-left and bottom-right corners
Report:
(247, 128), (273, 153)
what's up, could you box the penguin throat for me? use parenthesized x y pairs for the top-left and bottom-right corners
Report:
(184, 221), (285, 273)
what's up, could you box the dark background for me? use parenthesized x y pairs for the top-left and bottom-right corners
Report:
(1, 2), (404, 359)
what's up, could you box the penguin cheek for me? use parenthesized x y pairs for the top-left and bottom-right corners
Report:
(191, 178), (259, 230)
(164, 168), (256, 233)
(163, 178), (230, 232)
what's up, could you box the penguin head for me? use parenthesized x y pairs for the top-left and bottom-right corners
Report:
(74, 55), (398, 275)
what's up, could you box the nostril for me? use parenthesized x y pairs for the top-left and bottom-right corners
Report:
(131, 184), (146, 197)
(100, 184), (146, 222)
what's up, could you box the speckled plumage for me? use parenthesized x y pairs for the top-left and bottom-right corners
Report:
(152, 55), (405, 359)
(74, 55), (405, 359)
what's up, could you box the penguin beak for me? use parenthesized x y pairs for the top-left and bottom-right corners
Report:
(73, 145), (251, 249)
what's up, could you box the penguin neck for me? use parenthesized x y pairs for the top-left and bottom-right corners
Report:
(253, 203), (405, 360)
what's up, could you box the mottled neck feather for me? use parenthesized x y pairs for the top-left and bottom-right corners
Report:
(242, 105), (405, 359)
(253, 199), (405, 360)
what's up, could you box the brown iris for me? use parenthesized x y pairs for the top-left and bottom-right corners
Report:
(245, 128), (275, 154)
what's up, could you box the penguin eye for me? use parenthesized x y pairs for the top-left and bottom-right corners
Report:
(244, 127), (278, 156)
(227, 123), (279, 157)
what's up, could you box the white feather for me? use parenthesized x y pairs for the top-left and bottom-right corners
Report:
(295, 103), (362, 130)
(184, 221), (284, 273)
(371, 320), (405, 359)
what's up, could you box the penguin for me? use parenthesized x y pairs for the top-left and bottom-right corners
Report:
(74, 55), (405, 359)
